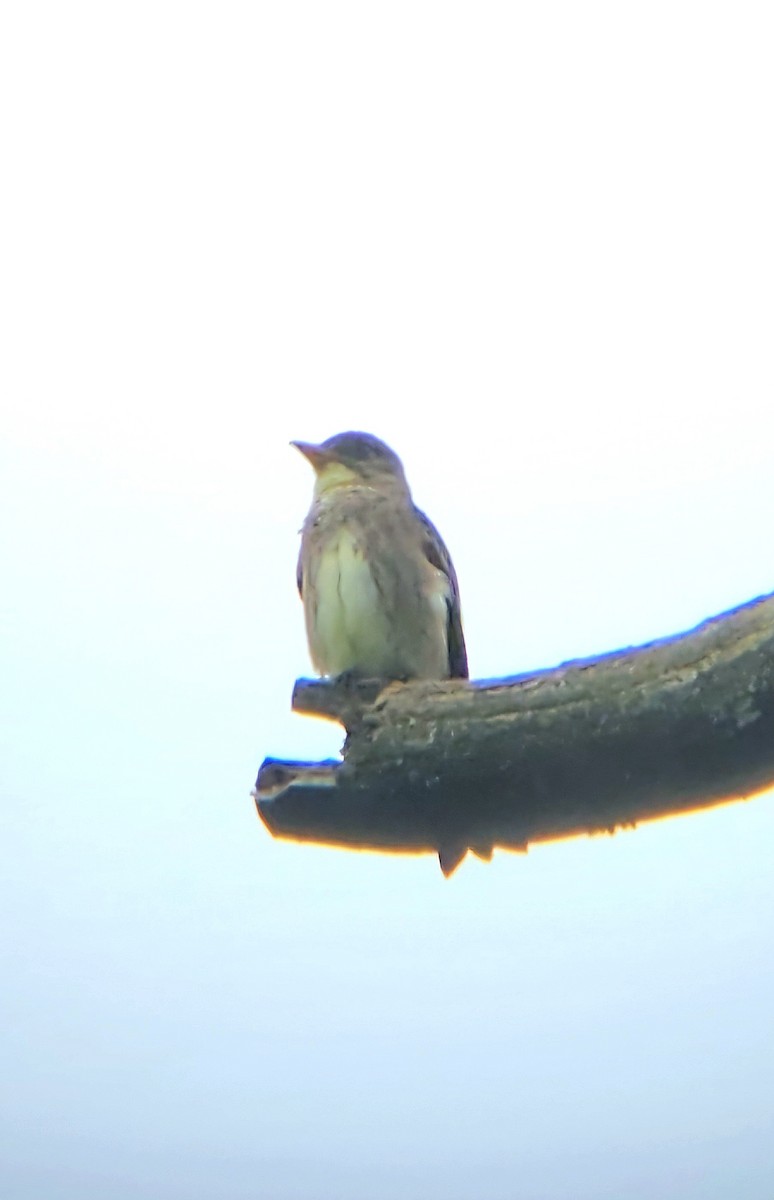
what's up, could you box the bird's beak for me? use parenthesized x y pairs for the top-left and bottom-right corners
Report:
(291, 441), (335, 473)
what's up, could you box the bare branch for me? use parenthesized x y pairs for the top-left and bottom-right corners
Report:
(254, 592), (774, 870)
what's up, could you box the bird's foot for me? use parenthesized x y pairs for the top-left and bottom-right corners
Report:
(331, 670), (391, 705)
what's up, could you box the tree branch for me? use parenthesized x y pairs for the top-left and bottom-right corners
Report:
(254, 591), (774, 872)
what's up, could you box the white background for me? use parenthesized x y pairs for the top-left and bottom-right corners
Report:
(3, 3), (774, 1197)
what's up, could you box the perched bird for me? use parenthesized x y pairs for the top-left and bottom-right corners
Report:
(293, 431), (468, 682)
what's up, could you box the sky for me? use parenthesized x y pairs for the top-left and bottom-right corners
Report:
(2, 3), (774, 1198)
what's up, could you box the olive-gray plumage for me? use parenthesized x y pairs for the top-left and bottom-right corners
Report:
(294, 432), (467, 681)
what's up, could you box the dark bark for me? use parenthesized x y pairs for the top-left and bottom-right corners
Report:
(254, 591), (774, 872)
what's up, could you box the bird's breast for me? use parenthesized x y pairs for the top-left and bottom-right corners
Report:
(302, 517), (449, 679)
(305, 527), (396, 676)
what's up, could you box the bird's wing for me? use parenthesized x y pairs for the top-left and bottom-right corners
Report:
(415, 507), (469, 679)
(296, 544), (304, 598)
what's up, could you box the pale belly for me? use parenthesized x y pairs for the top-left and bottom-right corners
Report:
(304, 529), (449, 678)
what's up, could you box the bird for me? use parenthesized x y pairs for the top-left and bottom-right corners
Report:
(293, 431), (471, 876)
(292, 431), (468, 684)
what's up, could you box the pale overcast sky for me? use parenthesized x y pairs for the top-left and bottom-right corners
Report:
(3, 3), (774, 1198)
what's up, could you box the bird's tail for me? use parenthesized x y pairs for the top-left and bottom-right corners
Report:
(437, 843), (493, 877)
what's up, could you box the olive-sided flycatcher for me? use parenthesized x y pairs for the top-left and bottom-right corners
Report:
(293, 431), (468, 682)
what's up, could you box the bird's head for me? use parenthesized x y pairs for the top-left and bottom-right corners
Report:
(292, 431), (410, 498)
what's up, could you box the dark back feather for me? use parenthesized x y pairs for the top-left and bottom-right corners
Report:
(415, 507), (468, 679)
